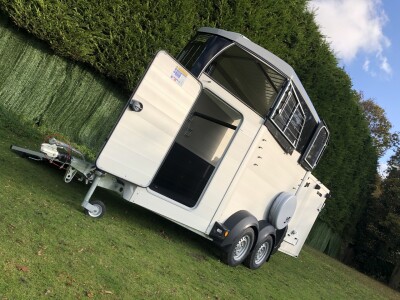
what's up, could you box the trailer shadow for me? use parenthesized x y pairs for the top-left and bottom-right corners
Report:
(8, 147), (221, 263)
(91, 187), (222, 261)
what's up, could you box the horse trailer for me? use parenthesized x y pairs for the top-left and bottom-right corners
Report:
(13, 28), (330, 269)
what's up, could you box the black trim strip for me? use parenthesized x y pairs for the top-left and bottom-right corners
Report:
(192, 112), (237, 130)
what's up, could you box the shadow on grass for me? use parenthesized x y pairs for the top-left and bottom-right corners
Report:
(92, 187), (221, 260)
(27, 160), (222, 262)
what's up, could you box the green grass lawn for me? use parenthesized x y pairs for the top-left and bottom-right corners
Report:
(0, 112), (399, 299)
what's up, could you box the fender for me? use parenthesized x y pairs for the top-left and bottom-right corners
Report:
(211, 210), (259, 248)
(256, 220), (276, 245)
(256, 220), (277, 261)
(271, 226), (288, 255)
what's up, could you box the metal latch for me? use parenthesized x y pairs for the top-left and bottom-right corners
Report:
(129, 100), (143, 112)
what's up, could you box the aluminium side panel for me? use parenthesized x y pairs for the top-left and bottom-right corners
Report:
(130, 74), (262, 234)
(210, 126), (308, 230)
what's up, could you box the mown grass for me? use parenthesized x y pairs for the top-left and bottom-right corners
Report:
(0, 110), (399, 299)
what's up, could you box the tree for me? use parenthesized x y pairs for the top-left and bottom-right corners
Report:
(383, 147), (400, 290)
(357, 92), (396, 158)
(387, 145), (400, 171)
(355, 147), (400, 289)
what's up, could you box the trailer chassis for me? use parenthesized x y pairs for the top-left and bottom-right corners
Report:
(10, 144), (130, 218)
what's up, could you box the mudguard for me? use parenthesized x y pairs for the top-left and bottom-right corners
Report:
(271, 226), (288, 255)
(255, 220), (277, 261)
(213, 210), (259, 248)
(257, 220), (276, 245)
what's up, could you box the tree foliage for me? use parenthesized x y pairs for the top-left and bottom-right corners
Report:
(355, 147), (400, 289)
(0, 0), (379, 258)
(356, 92), (396, 158)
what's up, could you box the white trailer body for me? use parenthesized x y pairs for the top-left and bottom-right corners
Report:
(87, 28), (330, 268)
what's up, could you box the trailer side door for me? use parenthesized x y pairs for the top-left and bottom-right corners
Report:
(278, 174), (329, 257)
(96, 51), (201, 187)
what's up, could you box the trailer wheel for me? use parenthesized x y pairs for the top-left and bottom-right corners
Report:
(244, 235), (273, 269)
(84, 200), (106, 218)
(222, 227), (254, 266)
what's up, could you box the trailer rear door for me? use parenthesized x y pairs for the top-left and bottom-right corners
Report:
(96, 51), (201, 187)
(278, 174), (329, 257)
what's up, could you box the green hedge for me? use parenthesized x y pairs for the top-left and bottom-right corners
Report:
(0, 0), (204, 90)
(0, 0), (378, 255)
(0, 15), (126, 154)
(0, 0), (332, 91)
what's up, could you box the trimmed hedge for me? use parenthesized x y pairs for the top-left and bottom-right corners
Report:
(0, 0), (203, 89)
(0, 15), (126, 154)
(0, 0), (330, 91)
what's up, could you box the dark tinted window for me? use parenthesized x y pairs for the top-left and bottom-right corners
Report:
(206, 45), (286, 117)
(295, 87), (318, 153)
(269, 82), (318, 153)
(271, 86), (305, 147)
(178, 34), (212, 71)
(304, 126), (329, 169)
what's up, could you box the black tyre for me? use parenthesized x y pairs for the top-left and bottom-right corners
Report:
(84, 200), (106, 218)
(244, 235), (273, 269)
(222, 227), (255, 266)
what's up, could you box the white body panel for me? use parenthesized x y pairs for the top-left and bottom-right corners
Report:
(209, 126), (307, 229)
(279, 174), (328, 257)
(96, 51), (201, 187)
(130, 74), (262, 233)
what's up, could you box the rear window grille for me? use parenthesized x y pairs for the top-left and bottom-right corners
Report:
(272, 88), (305, 147)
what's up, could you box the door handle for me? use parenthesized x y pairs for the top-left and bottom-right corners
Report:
(129, 100), (143, 112)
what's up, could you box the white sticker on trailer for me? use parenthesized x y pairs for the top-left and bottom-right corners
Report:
(170, 66), (188, 86)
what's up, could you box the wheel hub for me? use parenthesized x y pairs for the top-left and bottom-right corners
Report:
(233, 235), (251, 261)
(254, 242), (269, 265)
(88, 204), (101, 217)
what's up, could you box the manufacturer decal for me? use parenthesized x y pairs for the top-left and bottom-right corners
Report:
(170, 66), (188, 86)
